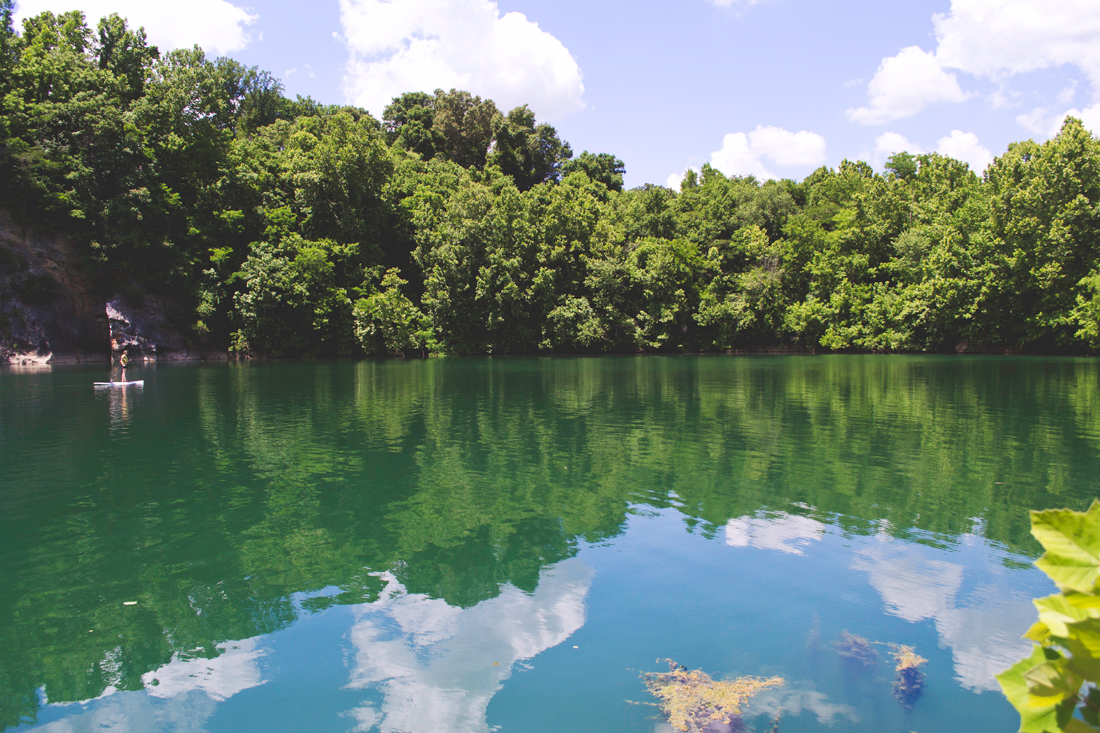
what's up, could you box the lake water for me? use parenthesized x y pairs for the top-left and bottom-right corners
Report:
(1, 356), (1098, 732)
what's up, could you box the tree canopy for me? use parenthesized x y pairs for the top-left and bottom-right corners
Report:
(3, 9), (1100, 357)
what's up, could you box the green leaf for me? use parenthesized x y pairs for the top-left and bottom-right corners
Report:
(1032, 501), (1100, 593)
(1028, 620), (1055, 644)
(1066, 620), (1100, 665)
(1036, 594), (1099, 639)
(1082, 686), (1100, 727)
(1067, 594), (1100, 612)
(1067, 650), (1100, 686)
(1063, 718), (1099, 733)
(999, 645), (1077, 732)
(1024, 661), (1083, 705)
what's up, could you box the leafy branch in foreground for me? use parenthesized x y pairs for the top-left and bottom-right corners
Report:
(997, 500), (1100, 733)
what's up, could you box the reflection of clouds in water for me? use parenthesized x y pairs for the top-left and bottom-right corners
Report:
(28, 639), (265, 732)
(345, 558), (593, 733)
(725, 512), (826, 555)
(724, 510), (1035, 693)
(853, 546), (964, 622)
(749, 686), (859, 726)
(141, 639), (267, 701)
(852, 542), (1035, 691)
(29, 690), (216, 733)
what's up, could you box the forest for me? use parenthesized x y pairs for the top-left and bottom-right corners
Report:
(2, 6), (1100, 357)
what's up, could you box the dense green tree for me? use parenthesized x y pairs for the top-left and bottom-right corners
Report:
(382, 91), (441, 159)
(976, 118), (1100, 350)
(488, 105), (573, 191)
(353, 267), (431, 356)
(93, 14), (157, 103)
(233, 234), (360, 356)
(561, 151), (626, 192)
(696, 225), (786, 348)
(431, 88), (499, 168)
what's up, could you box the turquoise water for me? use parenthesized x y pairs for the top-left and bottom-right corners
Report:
(1, 356), (1098, 732)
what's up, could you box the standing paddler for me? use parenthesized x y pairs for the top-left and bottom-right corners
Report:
(118, 349), (129, 383)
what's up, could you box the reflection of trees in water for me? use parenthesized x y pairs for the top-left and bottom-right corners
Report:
(106, 384), (136, 432)
(1, 357), (1098, 726)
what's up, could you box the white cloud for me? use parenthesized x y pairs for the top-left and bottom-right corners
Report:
(1063, 104), (1100, 133)
(1017, 103), (1100, 136)
(746, 687), (858, 726)
(933, 0), (1100, 89)
(338, 0), (585, 120)
(936, 130), (994, 171)
(666, 170), (690, 191)
(867, 132), (924, 169)
(1057, 80), (1079, 105)
(852, 0), (1100, 125)
(875, 132), (924, 157)
(711, 132), (772, 179)
(847, 46), (968, 125)
(708, 126), (827, 180)
(705, 0), (771, 6)
(1016, 107), (1056, 136)
(141, 639), (267, 702)
(14, 0), (257, 55)
(31, 638), (265, 732)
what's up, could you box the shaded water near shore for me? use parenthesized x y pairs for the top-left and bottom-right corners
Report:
(1, 356), (1098, 732)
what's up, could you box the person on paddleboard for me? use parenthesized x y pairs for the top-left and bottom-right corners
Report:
(119, 349), (129, 383)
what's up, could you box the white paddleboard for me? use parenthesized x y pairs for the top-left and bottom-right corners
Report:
(93, 381), (144, 387)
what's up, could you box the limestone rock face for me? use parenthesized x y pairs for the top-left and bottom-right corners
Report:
(107, 298), (219, 361)
(0, 210), (106, 363)
(0, 209), (220, 363)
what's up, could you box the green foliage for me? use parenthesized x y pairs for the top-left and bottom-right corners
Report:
(1071, 273), (1100, 349)
(488, 104), (572, 191)
(233, 235), (359, 356)
(997, 501), (1100, 732)
(2, 6), (1100, 356)
(562, 151), (625, 192)
(353, 268), (432, 356)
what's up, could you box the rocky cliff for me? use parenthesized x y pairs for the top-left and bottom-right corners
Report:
(0, 209), (220, 364)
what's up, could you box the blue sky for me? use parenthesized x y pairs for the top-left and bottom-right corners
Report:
(14, 0), (1100, 188)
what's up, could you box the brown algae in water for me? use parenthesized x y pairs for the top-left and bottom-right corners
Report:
(639, 659), (785, 733)
(889, 644), (928, 708)
(833, 632), (928, 708)
(834, 631), (878, 665)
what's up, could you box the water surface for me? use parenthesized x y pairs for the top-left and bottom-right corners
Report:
(1, 356), (1097, 732)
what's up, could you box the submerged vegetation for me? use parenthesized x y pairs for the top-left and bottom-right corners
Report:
(639, 659), (785, 732)
(3, 6), (1100, 355)
(834, 631), (878, 665)
(835, 632), (927, 707)
(890, 645), (929, 708)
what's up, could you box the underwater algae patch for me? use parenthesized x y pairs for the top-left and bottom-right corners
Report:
(889, 644), (928, 708)
(639, 659), (785, 732)
(834, 631), (878, 665)
(835, 631), (928, 707)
